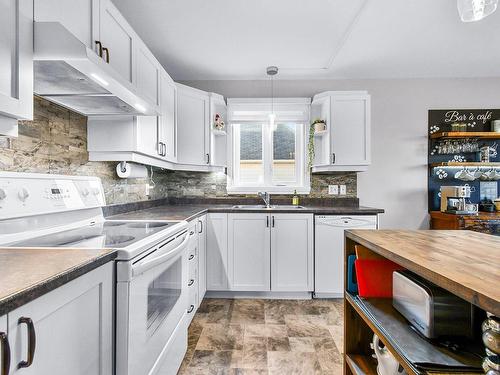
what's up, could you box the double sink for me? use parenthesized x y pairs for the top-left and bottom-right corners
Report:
(231, 205), (305, 210)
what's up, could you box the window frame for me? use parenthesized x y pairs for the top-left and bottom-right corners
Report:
(226, 98), (311, 195)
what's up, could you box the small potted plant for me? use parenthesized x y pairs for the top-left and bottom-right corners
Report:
(213, 113), (225, 131)
(311, 118), (326, 133)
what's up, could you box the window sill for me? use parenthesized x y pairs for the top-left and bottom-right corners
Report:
(226, 186), (311, 195)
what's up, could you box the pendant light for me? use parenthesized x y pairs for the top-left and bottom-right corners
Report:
(457, 0), (498, 22)
(267, 66), (278, 131)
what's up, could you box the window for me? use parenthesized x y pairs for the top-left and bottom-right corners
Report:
(227, 99), (310, 194)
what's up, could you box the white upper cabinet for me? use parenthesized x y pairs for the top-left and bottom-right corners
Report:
(134, 41), (160, 106)
(311, 91), (371, 172)
(34, 0), (100, 54)
(176, 83), (210, 166)
(158, 72), (177, 162)
(228, 213), (271, 291)
(0, 0), (33, 136)
(98, 0), (134, 83)
(271, 213), (313, 292)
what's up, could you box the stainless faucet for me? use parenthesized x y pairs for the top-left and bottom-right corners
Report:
(258, 191), (271, 208)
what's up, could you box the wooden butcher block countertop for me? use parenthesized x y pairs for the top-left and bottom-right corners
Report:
(346, 230), (500, 315)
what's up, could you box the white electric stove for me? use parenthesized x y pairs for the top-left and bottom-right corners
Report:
(0, 172), (191, 375)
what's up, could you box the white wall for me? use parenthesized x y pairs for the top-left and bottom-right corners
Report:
(181, 78), (500, 229)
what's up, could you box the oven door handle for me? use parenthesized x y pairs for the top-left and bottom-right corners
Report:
(132, 232), (189, 277)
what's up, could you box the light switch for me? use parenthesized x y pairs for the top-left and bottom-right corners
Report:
(340, 185), (347, 195)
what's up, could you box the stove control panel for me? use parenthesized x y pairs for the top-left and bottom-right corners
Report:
(0, 173), (105, 220)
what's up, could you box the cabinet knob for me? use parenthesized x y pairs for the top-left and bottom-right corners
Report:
(18, 187), (29, 202)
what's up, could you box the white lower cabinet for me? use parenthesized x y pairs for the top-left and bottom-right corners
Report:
(7, 263), (113, 375)
(206, 213), (229, 291)
(214, 213), (314, 293)
(271, 214), (314, 292)
(228, 213), (271, 291)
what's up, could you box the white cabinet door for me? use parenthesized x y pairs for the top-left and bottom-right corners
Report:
(0, 0), (33, 131)
(206, 213), (229, 291)
(330, 93), (370, 167)
(34, 0), (100, 53)
(99, 0), (134, 83)
(134, 42), (159, 106)
(228, 213), (271, 291)
(271, 214), (313, 292)
(197, 215), (207, 300)
(159, 73), (177, 162)
(135, 115), (160, 157)
(8, 263), (113, 375)
(176, 84), (209, 166)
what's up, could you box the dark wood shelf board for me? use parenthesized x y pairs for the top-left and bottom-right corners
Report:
(345, 293), (421, 375)
(345, 354), (377, 375)
(429, 162), (500, 167)
(430, 131), (500, 139)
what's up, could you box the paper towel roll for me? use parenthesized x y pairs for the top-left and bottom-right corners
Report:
(116, 162), (148, 179)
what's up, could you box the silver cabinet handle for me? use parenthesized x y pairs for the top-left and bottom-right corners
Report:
(206, 153), (210, 164)
(187, 305), (195, 314)
(266, 216), (269, 227)
(0, 331), (10, 375)
(272, 216), (275, 228)
(198, 220), (203, 233)
(331, 153), (336, 164)
(102, 47), (110, 63)
(188, 279), (195, 286)
(18, 317), (36, 368)
(188, 254), (194, 260)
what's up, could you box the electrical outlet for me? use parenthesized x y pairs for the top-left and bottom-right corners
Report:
(145, 184), (154, 196)
(340, 185), (347, 195)
(211, 185), (217, 190)
(328, 185), (339, 195)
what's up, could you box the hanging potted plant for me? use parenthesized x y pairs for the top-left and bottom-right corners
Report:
(311, 118), (327, 133)
(308, 122), (316, 169)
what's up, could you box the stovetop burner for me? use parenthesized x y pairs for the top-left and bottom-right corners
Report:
(8, 220), (181, 249)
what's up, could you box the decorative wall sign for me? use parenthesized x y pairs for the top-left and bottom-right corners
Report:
(428, 109), (500, 212)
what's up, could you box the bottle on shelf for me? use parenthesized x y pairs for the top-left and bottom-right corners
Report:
(292, 190), (299, 206)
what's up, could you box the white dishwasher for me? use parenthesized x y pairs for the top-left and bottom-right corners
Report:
(314, 215), (378, 298)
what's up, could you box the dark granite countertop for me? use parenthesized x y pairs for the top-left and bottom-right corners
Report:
(107, 203), (384, 222)
(0, 248), (116, 315)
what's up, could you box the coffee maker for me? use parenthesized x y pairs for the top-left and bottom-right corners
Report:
(440, 185), (477, 214)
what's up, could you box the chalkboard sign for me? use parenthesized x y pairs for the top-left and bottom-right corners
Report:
(428, 109), (500, 212)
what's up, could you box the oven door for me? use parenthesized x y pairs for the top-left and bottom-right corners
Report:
(116, 230), (189, 375)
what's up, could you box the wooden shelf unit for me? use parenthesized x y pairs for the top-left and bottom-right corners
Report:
(430, 131), (500, 139)
(429, 161), (500, 168)
(343, 230), (499, 375)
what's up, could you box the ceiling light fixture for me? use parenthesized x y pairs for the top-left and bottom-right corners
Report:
(267, 66), (278, 131)
(457, 0), (498, 22)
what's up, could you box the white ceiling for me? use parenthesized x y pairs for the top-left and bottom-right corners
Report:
(113, 0), (500, 80)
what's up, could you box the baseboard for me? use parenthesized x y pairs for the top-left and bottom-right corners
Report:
(313, 292), (343, 299)
(205, 291), (313, 299)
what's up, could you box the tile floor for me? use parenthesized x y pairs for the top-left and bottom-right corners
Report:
(178, 298), (344, 375)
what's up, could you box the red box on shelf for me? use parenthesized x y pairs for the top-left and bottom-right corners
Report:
(355, 259), (405, 298)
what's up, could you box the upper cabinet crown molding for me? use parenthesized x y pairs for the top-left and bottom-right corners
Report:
(0, 0), (34, 136)
(311, 91), (371, 173)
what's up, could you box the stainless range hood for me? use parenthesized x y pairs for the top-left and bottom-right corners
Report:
(34, 22), (160, 116)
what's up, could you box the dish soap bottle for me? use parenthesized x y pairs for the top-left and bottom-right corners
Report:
(292, 190), (299, 206)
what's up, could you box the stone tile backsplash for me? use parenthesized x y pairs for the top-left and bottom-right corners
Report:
(0, 97), (357, 205)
